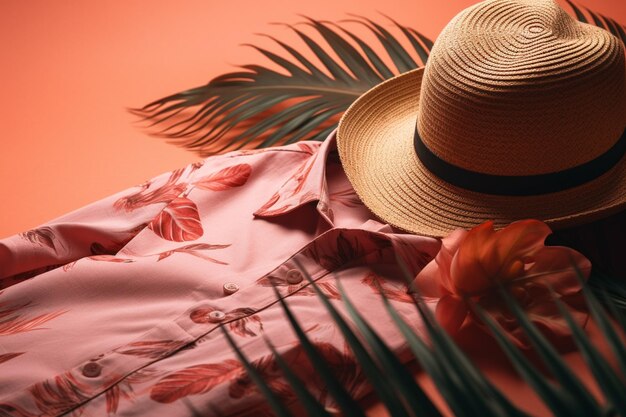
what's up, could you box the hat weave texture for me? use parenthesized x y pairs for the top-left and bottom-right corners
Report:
(337, 0), (626, 237)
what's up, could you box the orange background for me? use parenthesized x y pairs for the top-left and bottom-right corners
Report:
(1, 0), (626, 238)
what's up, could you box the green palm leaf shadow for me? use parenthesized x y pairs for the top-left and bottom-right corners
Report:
(128, 13), (431, 156)
(130, 2), (626, 158)
(216, 258), (626, 417)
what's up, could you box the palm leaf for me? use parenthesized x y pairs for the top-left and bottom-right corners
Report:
(491, 287), (603, 416)
(227, 256), (626, 416)
(130, 2), (625, 156)
(380, 284), (529, 417)
(393, 260), (530, 417)
(334, 278), (442, 416)
(269, 284), (368, 417)
(220, 325), (293, 417)
(566, 0), (626, 46)
(262, 336), (335, 417)
(128, 14), (431, 156)
(292, 265), (413, 417)
(551, 289), (626, 416)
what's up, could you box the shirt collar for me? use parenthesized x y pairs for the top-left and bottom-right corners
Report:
(252, 128), (337, 224)
(252, 130), (443, 276)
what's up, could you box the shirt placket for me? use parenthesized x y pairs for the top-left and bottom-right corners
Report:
(3, 228), (407, 417)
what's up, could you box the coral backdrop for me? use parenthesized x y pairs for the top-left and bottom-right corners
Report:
(1, 0), (625, 237)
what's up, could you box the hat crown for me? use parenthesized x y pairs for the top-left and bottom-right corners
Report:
(417, 0), (626, 176)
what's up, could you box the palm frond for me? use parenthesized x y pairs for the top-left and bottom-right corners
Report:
(566, 0), (626, 46)
(128, 14), (431, 156)
(130, 2), (625, 157)
(220, 325), (293, 417)
(551, 288), (626, 415)
(223, 255), (626, 417)
(268, 283), (368, 417)
(334, 278), (442, 416)
(490, 288), (603, 416)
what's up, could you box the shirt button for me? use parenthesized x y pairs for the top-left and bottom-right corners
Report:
(223, 282), (239, 295)
(286, 269), (304, 284)
(207, 310), (226, 322)
(82, 362), (102, 378)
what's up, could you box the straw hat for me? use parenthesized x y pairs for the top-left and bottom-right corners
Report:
(336, 0), (626, 238)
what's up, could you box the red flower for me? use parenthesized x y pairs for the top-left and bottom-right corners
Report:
(413, 220), (591, 348)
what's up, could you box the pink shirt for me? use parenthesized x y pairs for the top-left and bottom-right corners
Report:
(0, 129), (442, 416)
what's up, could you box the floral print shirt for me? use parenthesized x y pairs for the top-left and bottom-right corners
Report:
(0, 128), (441, 417)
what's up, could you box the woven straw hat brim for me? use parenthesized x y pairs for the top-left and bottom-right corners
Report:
(336, 67), (626, 238)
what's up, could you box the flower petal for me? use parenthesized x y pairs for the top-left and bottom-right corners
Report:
(451, 220), (553, 294)
(435, 294), (468, 334)
(492, 219), (552, 267)
(412, 228), (466, 297)
(451, 221), (497, 294)
(524, 246), (591, 295)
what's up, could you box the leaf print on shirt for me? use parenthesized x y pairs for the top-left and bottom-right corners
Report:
(19, 226), (57, 250)
(228, 354), (292, 400)
(229, 342), (361, 408)
(88, 222), (151, 256)
(190, 307), (263, 337)
(62, 254), (135, 272)
(114, 167), (188, 212)
(105, 381), (132, 415)
(389, 235), (438, 277)
(0, 300), (66, 336)
(296, 142), (319, 156)
(114, 340), (188, 359)
(1, 263), (66, 290)
(298, 190), (319, 205)
(280, 340), (367, 407)
(90, 255), (134, 263)
(301, 281), (341, 299)
(228, 312), (263, 337)
(156, 243), (231, 265)
(150, 359), (243, 403)
(253, 145), (322, 216)
(303, 230), (392, 271)
(256, 275), (341, 300)
(290, 155), (317, 197)
(0, 298), (28, 319)
(0, 403), (38, 417)
(0, 352), (24, 365)
(147, 196), (203, 242)
(193, 163), (251, 191)
(90, 241), (116, 256)
(150, 339), (353, 407)
(257, 151), (318, 215)
(104, 369), (163, 414)
(312, 342), (367, 407)
(361, 272), (414, 303)
(254, 191), (293, 216)
(29, 371), (90, 416)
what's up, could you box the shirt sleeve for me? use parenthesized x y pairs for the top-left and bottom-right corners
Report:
(0, 160), (203, 288)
